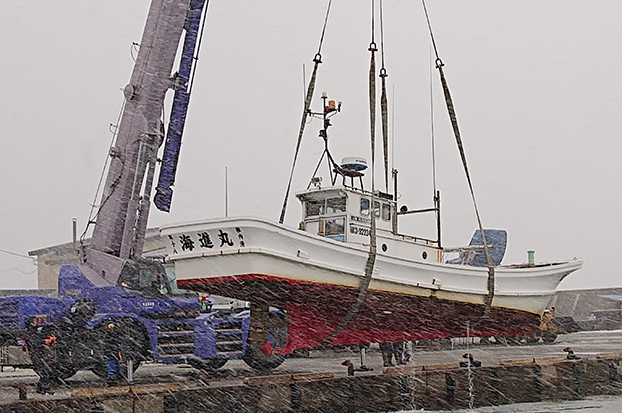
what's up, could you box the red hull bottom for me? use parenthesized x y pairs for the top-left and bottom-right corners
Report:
(178, 275), (540, 355)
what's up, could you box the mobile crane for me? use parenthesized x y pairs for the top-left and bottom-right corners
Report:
(0, 0), (282, 380)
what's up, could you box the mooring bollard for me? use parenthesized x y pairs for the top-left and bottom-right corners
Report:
(10, 383), (27, 400)
(127, 360), (134, 384)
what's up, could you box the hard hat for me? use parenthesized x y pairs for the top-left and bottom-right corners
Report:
(107, 323), (115, 329)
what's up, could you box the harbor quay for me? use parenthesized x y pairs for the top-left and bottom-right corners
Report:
(1, 330), (621, 412)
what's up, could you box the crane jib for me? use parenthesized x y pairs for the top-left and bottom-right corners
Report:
(155, 0), (209, 212)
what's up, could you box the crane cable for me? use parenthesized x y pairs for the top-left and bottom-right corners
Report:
(379, 0), (389, 193)
(326, 0), (379, 344)
(279, 0), (333, 224)
(81, 98), (128, 245)
(421, 0), (496, 317)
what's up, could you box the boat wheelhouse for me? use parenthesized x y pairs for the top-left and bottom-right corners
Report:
(296, 184), (441, 264)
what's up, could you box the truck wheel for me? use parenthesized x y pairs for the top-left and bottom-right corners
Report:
(188, 358), (228, 372)
(242, 342), (285, 372)
(55, 365), (79, 381)
(243, 308), (288, 372)
(31, 362), (78, 382)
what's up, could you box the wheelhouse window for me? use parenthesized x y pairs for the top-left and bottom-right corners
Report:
(360, 197), (370, 216)
(307, 196), (346, 217)
(382, 203), (391, 221)
(324, 217), (345, 241)
(306, 199), (325, 217)
(326, 197), (347, 214)
(373, 201), (381, 218)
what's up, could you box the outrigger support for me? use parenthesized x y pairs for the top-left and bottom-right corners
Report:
(249, 299), (270, 345)
(243, 299), (287, 371)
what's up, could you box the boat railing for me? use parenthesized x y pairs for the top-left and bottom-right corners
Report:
(338, 184), (394, 201)
(442, 245), (494, 253)
(392, 233), (439, 247)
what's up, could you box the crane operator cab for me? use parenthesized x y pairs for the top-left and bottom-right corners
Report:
(117, 259), (191, 298)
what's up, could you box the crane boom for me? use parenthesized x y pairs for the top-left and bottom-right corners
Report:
(155, 0), (209, 213)
(91, 0), (205, 260)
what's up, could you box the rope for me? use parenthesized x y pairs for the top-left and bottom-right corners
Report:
(421, 0), (496, 315)
(421, 0), (440, 65)
(326, 5), (378, 344)
(370, 0), (375, 44)
(379, 0), (389, 192)
(0, 248), (35, 260)
(380, 74), (389, 192)
(317, 0), (333, 56)
(278, 0), (333, 224)
(430, 47), (437, 195)
(379, 0), (385, 69)
(279, 59), (320, 224)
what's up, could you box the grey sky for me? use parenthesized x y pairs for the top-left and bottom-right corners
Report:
(0, 1), (619, 290)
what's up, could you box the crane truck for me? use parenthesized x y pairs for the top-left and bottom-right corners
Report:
(0, 0), (283, 380)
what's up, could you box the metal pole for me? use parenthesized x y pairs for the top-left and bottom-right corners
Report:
(127, 360), (134, 384)
(392, 169), (398, 235)
(225, 167), (229, 217)
(72, 218), (77, 250)
(360, 345), (366, 367)
(435, 190), (441, 248)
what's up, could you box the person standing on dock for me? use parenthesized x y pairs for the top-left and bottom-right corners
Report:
(392, 342), (405, 365)
(380, 342), (394, 367)
(380, 342), (407, 367)
(103, 321), (122, 385)
(24, 320), (56, 395)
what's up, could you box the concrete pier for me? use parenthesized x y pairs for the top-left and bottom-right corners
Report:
(1, 330), (621, 412)
(2, 355), (621, 412)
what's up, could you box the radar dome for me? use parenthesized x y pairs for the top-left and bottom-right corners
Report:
(341, 157), (368, 172)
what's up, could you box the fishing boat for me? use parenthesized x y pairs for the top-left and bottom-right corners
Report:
(160, 96), (581, 355)
(160, 3), (582, 358)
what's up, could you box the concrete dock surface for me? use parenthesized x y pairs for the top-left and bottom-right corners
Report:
(0, 329), (621, 411)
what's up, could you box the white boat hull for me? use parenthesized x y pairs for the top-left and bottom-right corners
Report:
(161, 217), (582, 352)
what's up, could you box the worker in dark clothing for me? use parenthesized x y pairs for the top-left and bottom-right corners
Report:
(104, 321), (122, 384)
(379, 342), (394, 367)
(24, 321), (56, 395)
(380, 341), (407, 367)
(54, 299), (97, 376)
(392, 342), (405, 365)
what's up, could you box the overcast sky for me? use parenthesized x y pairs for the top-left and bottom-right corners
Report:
(0, 1), (620, 290)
